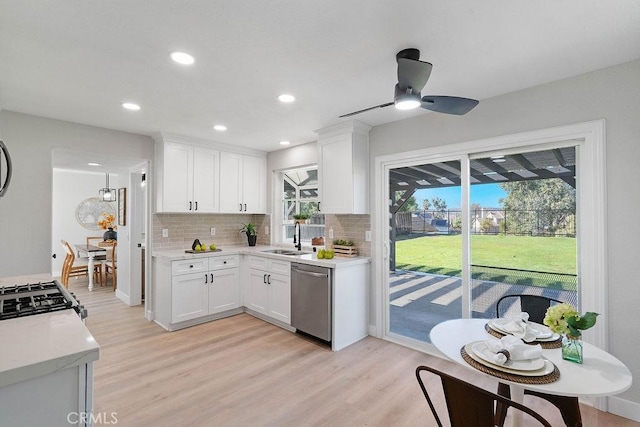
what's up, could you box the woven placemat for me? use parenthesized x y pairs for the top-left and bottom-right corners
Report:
(461, 346), (560, 384)
(484, 323), (562, 349)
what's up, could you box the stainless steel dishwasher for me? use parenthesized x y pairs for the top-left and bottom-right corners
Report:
(291, 263), (332, 342)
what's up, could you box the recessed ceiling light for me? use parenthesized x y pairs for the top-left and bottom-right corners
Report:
(122, 102), (141, 111)
(213, 125), (227, 131)
(278, 94), (295, 103)
(279, 141), (291, 146)
(493, 158), (506, 163)
(87, 162), (102, 167)
(170, 51), (195, 65)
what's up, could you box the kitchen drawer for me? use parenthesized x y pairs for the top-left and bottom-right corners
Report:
(209, 255), (239, 270)
(247, 255), (290, 276)
(269, 259), (290, 276)
(247, 255), (269, 270)
(172, 258), (209, 276)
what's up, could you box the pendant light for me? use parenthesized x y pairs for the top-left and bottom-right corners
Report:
(99, 173), (116, 202)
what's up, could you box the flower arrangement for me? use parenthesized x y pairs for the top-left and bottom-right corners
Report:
(97, 212), (116, 230)
(543, 303), (598, 337)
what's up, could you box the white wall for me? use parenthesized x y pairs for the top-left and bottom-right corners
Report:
(0, 111), (154, 277)
(369, 59), (640, 415)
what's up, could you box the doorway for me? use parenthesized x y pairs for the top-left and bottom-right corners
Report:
(51, 149), (149, 308)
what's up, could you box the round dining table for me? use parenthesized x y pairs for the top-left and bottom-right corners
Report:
(430, 318), (632, 427)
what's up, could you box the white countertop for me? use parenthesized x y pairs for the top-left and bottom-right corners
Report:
(0, 310), (100, 388)
(153, 245), (370, 268)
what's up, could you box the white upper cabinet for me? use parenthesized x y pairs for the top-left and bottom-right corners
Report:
(157, 140), (219, 213)
(155, 134), (266, 214)
(316, 120), (371, 214)
(219, 152), (266, 214)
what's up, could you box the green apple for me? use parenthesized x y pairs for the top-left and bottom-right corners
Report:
(209, 244), (217, 251)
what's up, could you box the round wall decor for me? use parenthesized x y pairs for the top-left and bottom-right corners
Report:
(75, 197), (117, 230)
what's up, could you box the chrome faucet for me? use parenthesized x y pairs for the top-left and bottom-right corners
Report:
(293, 222), (302, 251)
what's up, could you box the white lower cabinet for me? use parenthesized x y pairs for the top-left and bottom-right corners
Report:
(172, 272), (209, 323)
(155, 255), (240, 329)
(170, 266), (240, 322)
(246, 256), (291, 325)
(209, 268), (241, 314)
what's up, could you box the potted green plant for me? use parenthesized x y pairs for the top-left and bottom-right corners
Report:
(240, 223), (258, 246)
(293, 213), (309, 224)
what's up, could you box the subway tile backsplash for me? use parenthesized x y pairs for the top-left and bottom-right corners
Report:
(152, 213), (371, 258)
(152, 214), (270, 250)
(325, 214), (371, 258)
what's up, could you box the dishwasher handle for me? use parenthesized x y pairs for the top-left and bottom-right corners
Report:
(292, 268), (328, 278)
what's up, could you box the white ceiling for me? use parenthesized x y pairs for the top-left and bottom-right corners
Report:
(1, 1), (639, 154)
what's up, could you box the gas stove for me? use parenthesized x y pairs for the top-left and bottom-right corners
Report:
(0, 280), (87, 321)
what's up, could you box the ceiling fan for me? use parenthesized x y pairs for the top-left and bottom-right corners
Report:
(339, 48), (479, 118)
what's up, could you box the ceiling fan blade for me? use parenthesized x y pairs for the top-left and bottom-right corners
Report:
(338, 102), (394, 118)
(421, 95), (479, 115)
(397, 58), (432, 92)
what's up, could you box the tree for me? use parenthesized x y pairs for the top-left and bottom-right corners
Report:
(422, 199), (431, 211)
(432, 197), (447, 211)
(499, 179), (575, 235)
(394, 192), (418, 212)
(431, 197), (447, 219)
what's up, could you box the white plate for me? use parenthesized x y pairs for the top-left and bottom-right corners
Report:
(489, 319), (559, 341)
(471, 341), (545, 371)
(464, 342), (555, 377)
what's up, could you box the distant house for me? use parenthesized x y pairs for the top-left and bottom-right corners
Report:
(471, 208), (504, 234)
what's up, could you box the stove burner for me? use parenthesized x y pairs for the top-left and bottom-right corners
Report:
(0, 280), (86, 321)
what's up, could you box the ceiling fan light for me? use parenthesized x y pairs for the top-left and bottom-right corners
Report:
(395, 99), (421, 110)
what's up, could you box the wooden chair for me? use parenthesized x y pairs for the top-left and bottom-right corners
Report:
(60, 240), (102, 288)
(415, 365), (552, 427)
(102, 240), (117, 290)
(495, 295), (582, 427)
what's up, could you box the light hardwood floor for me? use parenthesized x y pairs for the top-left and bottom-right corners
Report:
(66, 279), (638, 427)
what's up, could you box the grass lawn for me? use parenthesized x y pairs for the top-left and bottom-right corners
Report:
(395, 234), (577, 289)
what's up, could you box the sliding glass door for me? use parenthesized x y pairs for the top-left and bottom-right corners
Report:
(385, 143), (580, 345)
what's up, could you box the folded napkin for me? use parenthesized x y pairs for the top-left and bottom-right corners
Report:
(495, 312), (539, 342)
(484, 335), (542, 365)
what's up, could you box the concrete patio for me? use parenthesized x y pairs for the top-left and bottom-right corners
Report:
(389, 270), (578, 343)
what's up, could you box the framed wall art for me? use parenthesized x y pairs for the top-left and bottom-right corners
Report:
(118, 187), (127, 226)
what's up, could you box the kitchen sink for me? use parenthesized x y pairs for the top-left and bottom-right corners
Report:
(261, 249), (307, 256)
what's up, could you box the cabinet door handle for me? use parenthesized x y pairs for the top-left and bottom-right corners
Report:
(239, 203), (243, 212)
(204, 274), (208, 283)
(195, 201), (198, 211)
(189, 201), (193, 211)
(318, 201), (321, 212)
(244, 203), (247, 211)
(263, 274), (267, 283)
(267, 274), (271, 284)
(210, 273), (214, 283)
(189, 265), (194, 268)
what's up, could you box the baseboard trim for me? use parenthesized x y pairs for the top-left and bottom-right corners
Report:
(608, 395), (640, 422)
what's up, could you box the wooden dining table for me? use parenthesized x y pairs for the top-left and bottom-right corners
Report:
(74, 244), (107, 291)
(430, 318), (632, 427)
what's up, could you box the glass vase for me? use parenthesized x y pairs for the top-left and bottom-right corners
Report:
(562, 334), (583, 364)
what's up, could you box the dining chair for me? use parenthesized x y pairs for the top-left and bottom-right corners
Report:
(102, 240), (117, 290)
(494, 294), (582, 427)
(415, 365), (552, 427)
(60, 240), (102, 288)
